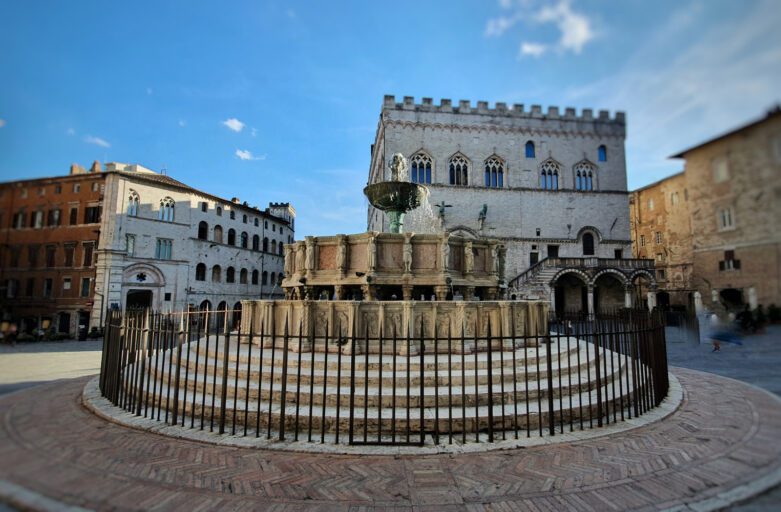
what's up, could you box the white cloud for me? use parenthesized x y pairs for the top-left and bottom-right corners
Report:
(486, 0), (595, 56)
(222, 118), (245, 132)
(66, 127), (75, 135)
(235, 149), (266, 161)
(535, 0), (593, 54)
(251, 127), (257, 137)
(83, 135), (110, 148)
(520, 42), (547, 57)
(0, 119), (6, 128)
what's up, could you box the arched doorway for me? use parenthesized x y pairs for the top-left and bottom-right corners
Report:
(216, 301), (228, 331)
(126, 289), (153, 309)
(719, 288), (744, 311)
(553, 271), (588, 316)
(593, 273), (626, 313)
(198, 300), (211, 330)
(232, 302), (242, 329)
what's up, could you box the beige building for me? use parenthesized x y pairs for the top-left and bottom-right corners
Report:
(630, 107), (781, 312)
(629, 172), (695, 309)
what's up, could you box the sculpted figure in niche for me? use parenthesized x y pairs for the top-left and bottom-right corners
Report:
(464, 241), (474, 274)
(441, 237), (450, 271)
(367, 235), (377, 271)
(491, 244), (500, 274)
(336, 238), (348, 270)
(389, 153), (409, 182)
(403, 235), (413, 273)
(305, 239), (315, 270)
(295, 244), (306, 272)
(284, 245), (293, 275)
(498, 245), (507, 280)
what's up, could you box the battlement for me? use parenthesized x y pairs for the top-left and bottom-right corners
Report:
(382, 95), (625, 124)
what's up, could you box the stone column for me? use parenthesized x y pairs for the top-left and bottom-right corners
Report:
(748, 287), (758, 310)
(624, 285), (633, 308)
(464, 286), (475, 301)
(694, 291), (703, 314)
(362, 284), (374, 301)
(484, 287), (498, 300)
(587, 285), (595, 316)
(402, 284), (413, 301)
(550, 288), (556, 313)
(334, 285), (345, 300)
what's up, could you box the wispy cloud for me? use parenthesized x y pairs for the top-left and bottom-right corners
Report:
(486, 0), (595, 57)
(235, 149), (266, 161)
(222, 118), (245, 132)
(251, 127), (257, 137)
(0, 119), (6, 128)
(565, 0), (781, 188)
(520, 42), (546, 57)
(83, 135), (110, 148)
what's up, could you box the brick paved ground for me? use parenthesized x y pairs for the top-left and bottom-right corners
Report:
(1, 367), (780, 511)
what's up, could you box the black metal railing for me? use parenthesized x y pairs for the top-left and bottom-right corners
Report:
(99, 307), (668, 446)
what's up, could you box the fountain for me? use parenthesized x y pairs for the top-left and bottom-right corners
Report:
(363, 153), (429, 233)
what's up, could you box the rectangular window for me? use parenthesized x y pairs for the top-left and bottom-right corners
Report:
(9, 247), (20, 267)
(69, 207), (78, 225)
(38, 187), (45, 196)
(80, 278), (91, 297)
(656, 253), (663, 262)
(25, 278), (34, 297)
(712, 157), (729, 183)
(32, 211), (44, 228)
(91, 182), (99, 192)
(28, 245), (39, 268)
(64, 245), (75, 267)
(47, 209), (61, 226)
(655, 232), (663, 244)
(126, 234), (136, 256)
(63, 277), (72, 291)
(201, 202), (208, 212)
(43, 278), (53, 298)
(719, 250), (741, 271)
(614, 249), (623, 259)
(547, 245), (559, 258)
(20, 188), (27, 198)
(84, 206), (101, 224)
(656, 269), (666, 281)
(73, 183), (80, 193)
(639, 234), (645, 247)
(45, 245), (56, 267)
(55, 184), (62, 194)
(82, 242), (94, 267)
(155, 238), (173, 260)
(718, 207), (735, 230)
(13, 212), (25, 228)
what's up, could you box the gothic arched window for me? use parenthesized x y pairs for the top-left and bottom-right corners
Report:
(540, 160), (559, 190)
(410, 152), (432, 184)
(484, 156), (504, 188)
(195, 263), (206, 281)
(449, 154), (469, 186)
(158, 197), (175, 222)
(214, 225), (223, 244)
(127, 190), (140, 217)
(574, 162), (595, 191)
(525, 141), (535, 158)
(598, 145), (607, 162)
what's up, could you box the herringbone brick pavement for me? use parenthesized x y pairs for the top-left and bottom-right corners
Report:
(1, 368), (780, 511)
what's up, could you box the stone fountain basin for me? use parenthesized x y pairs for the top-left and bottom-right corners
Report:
(364, 181), (429, 212)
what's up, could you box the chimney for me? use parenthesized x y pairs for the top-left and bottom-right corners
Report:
(90, 160), (102, 173)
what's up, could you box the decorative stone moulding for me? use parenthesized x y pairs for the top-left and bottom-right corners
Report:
(240, 298), (548, 355)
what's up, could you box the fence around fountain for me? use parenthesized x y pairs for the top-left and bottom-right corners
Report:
(98, 305), (668, 446)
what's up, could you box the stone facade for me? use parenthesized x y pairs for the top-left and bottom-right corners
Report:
(672, 108), (781, 310)
(281, 232), (503, 301)
(629, 172), (695, 308)
(92, 163), (295, 328)
(366, 96), (641, 313)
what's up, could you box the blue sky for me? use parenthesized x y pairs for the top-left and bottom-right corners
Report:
(1, 0), (779, 238)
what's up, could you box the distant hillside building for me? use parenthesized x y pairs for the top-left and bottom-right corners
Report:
(367, 95), (655, 314)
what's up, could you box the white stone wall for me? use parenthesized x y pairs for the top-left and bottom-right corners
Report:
(92, 167), (293, 326)
(367, 97), (631, 281)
